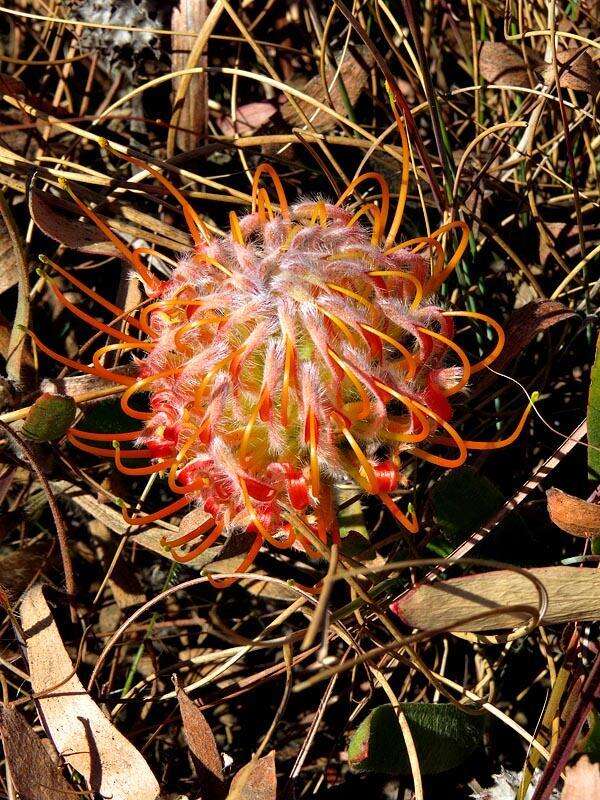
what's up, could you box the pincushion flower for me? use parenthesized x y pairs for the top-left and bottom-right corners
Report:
(31, 124), (533, 587)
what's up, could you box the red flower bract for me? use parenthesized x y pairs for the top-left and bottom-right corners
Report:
(32, 136), (533, 588)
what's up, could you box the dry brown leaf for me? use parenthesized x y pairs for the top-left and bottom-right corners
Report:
(0, 543), (50, 600)
(562, 756), (600, 799)
(227, 751), (277, 800)
(0, 188), (30, 384)
(216, 102), (278, 137)
(539, 222), (599, 267)
(391, 566), (600, 632)
(0, 704), (74, 800)
(0, 206), (20, 295)
(542, 48), (600, 94)
(21, 584), (160, 800)
(281, 50), (371, 130)
(28, 187), (118, 256)
(547, 488), (600, 538)
(490, 300), (575, 373)
(176, 680), (225, 798)
(478, 41), (537, 87)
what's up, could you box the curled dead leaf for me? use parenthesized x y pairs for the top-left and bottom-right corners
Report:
(478, 42), (538, 87)
(20, 584), (160, 800)
(281, 49), (371, 131)
(28, 186), (118, 256)
(391, 566), (600, 632)
(547, 488), (600, 538)
(216, 102), (278, 137)
(489, 300), (576, 373)
(542, 48), (599, 95)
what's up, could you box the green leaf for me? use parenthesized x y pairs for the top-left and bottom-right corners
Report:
(75, 398), (141, 436)
(430, 466), (520, 547)
(22, 393), (76, 442)
(588, 336), (600, 480)
(582, 710), (600, 761)
(348, 703), (483, 776)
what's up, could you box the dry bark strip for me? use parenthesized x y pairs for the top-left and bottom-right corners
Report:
(20, 585), (160, 800)
(391, 566), (600, 632)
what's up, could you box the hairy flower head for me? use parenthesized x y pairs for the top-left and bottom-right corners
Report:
(33, 138), (533, 585)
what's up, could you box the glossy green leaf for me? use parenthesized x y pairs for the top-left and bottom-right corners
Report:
(75, 397), (141, 436)
(347, 702), (483, 776)
(430, 466), (505, 546)
(588, 335), (600, 480)
(22, 393), (76, 442)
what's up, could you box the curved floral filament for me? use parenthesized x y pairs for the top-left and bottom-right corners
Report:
(168, 522), (224, 563)
(316, 305), (359, 348)
(256, 187), (275, 224)
(41, 272), (140, 344)
(379, 493), (419, 533)
(139, 297), (204, 331)
(239, 479), (293, 550)
(424, 220), (470, 294)
(67, 431), (154, 458)
(58, 178), (162, 291)
(193, 358), (230, 411)
(91, 342), (153, 387)
(438, 394), (538, 451)
(368, 269), (423, 309)
(252, 163), (290, 218)
(167, 460), (208, 495)
(121, 495), (190, 525)
(280, 335), (296, 427)
(338, 420), (378, 492)
(161, 516), (215, 549)
(384, 412), (431, 443)
(239, 400), (261, 465)
(100, 138), (211, 246)
(336, 172), (390, 241)
(28, 330), (136, 386)
(443, 311), (505, 374)
(173, 316), (225, 356)
(114, 442), (175, 476)
(359, 323), (417, 380)
(348, 203), (384, 245)
(309, 200), (328, 227)
(326, 282), (376, 313)
(410, 399), (468, 468)
(229, 211), (244, 245)
(121, 369), (181, 420)
(307, 408), (320, 501)
(385, 106), (410, 248)
(327, 349), (371, 421)
(416, 326), (471, 396)
(207, 531), (263, 589)
(40, 256), (148, 334)
(201, 252), (234, 279)
(375, 380), (468, 468)
(68, 427), (142, 442)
